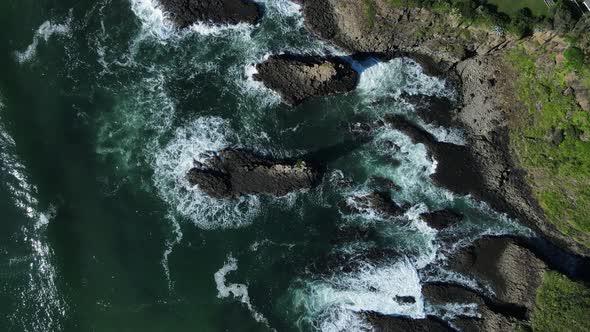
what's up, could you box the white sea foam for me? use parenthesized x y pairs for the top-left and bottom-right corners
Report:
(426, 302), (481, 320)
(130, 0), (255, 42)
(293, 260), (425, 332)
(130, 0), (177, 40)
(153, 117), (261, 229)
(423, 123), (467, 145)
(357, 58), (452, 101)
(214, 255), (271, 326)
(241, 59), (282, 107)
(256, 0), (302, 21)
(15, 13), (72, 64)
(367, 127), (457, 206)
(161, 214), (183, 290)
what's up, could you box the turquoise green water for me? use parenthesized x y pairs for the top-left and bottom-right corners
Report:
(0, 1), (532, 331)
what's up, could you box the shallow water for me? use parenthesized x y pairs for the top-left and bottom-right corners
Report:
(0, 1), (532, 331)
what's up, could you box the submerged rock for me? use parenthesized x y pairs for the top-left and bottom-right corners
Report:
(254, 54), (359, 105)
(187, 149), (320, 198)
(420, 209), (463, 230)
(158, 0), (261, 28)
(340, 191), (404, 217)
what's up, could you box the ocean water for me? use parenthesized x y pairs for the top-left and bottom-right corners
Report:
(0, 1), (532, 331)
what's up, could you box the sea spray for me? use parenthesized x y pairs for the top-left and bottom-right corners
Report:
(292, 259), (425, 332)
(153, 117), (261, 229)
(15, 12), (73, 64)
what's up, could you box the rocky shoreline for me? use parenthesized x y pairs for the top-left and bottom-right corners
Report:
(297, 0), (590, 330)
(300, 0), (590, 258)
(161, 1), (588, 330)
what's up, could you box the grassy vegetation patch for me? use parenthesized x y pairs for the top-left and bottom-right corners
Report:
(532, 271), (590, 331)
(506, 47), (590, 248)
(487, 0), (549, 17)
(363, 0), (378, 29)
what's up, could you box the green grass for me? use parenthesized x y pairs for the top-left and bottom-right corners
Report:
(363, 0), (378, 29)
(506, 47), (590, 248)
(532, 271), (590, 331)
(487, 0), (549, 17)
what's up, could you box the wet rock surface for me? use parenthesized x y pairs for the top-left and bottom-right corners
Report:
(445, 236), (547, 313)
(158, 0), (261, 28)
(254, 54), (359, 105)
(420, 209), (463, 230)
(340, 191), (404, 217)
(383, 114), (486, 200)
(187, 149), (320, 198)
(364, 312), (453, 332)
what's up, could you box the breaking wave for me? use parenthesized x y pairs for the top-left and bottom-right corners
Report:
(0, 101), (67, 331)
(292, 259), (425, 332)
(153, 117), (261, 229)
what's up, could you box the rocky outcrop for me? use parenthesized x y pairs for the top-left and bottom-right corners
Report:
(187, 149), (320, 198)
(420, 209), (463, 230)
(445, 236), (547, 313)
(303, 0), (513, 74)
(158, 0), (261, 28)
(383, 114), (488, 201)
(254, 54), (359, 105)
(422, 283), (525, 331)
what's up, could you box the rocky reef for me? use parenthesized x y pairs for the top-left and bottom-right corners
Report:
(254, 54), (359, 105)
(158, 0), (261, 28)
(294, 0), (590, 330)
(187, 149), (320, 198)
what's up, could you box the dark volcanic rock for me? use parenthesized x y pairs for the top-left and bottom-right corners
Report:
(398, 93), (457, 129)
(446, 236), (547, 314)
(254, 54), (359, 105)
(364, 312), (453, 332)
(158, 0), (261, 28)
(383, 114), (486, 201)
(420, 209), (463, 230)
(187, 149), (320, 198)
(340, 191), (404, 217)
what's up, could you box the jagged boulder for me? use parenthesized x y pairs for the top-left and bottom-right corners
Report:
(254, 54), (359, 105)
(158, 0), (261, 28)
(187, 149), (320, 198)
